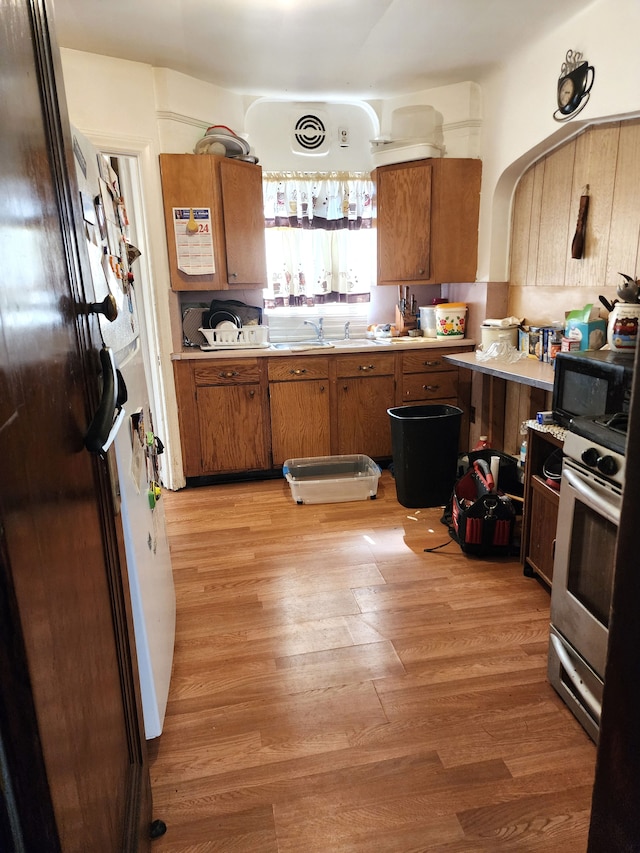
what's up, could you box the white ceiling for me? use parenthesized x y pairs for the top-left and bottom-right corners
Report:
(52, 0), (592, 100)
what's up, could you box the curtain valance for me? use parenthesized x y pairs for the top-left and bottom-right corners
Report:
(263, 171), (374, 230)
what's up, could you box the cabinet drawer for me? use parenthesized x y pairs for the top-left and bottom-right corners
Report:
(402, 350), (459, 373)
(268, 356), (329, 381)
(402, 371), (458, 401)
(195, 359), (261, 386)
(336, 353), (395, 378)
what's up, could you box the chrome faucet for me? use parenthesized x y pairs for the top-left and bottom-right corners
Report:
(304, 318), (324, 341)
(344, 321), (350, 340)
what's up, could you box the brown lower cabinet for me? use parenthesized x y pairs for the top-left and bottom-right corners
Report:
(336, 353), (396, 457)
(173, 345), (473, 478)
(173, 359), (270, 476)
(268, 357), (331, 465)
(400, 348), (471, 451)
(521, 425), (564, 586)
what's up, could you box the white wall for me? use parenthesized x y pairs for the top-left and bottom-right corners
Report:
(476, 0), (640, 288)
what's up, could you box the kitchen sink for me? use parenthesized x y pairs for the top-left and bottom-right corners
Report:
(331, 338), (387, 347)
(270, 341), (335, 350)
(271, 339), (389, 351)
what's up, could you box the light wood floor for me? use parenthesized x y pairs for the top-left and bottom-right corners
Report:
(147, 470), (596, 852)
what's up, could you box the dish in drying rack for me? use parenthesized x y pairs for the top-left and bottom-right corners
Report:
(209, 309), (241, 329)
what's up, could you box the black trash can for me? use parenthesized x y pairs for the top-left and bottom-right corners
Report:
(388, 404), (463, 508)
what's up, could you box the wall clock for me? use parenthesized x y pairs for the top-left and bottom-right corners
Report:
(553, 50), (595, 122)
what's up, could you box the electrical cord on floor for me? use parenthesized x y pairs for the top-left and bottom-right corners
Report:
(424, 539), (455, 552)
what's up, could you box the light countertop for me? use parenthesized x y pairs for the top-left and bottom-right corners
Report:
(172, 337), (476, 361)
(443, 350), (555, 391)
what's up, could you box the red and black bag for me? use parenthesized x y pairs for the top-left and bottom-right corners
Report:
(442, 457), (518, 556)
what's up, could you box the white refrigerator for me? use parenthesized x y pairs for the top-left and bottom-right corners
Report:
(72, 127), (176, 739)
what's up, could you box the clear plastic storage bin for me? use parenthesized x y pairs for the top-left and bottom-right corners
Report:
(283, 455), (381, 505)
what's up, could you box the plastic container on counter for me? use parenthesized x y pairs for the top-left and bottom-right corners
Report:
(419, 306), (437, 338)
(435, 302), (467, 339)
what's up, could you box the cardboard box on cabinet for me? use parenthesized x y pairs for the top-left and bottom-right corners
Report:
(564, 305), (606, 351)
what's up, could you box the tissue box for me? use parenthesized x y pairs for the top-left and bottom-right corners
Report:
(564, 317), (606, 351)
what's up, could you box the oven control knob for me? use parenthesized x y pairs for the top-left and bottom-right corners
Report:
(597, 455), (618, 477)
(581, 447), (600, 467)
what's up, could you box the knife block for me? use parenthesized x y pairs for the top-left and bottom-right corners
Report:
(395, 305), (418, 335)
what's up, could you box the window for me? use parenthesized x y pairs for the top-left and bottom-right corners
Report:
(262, 171), (375, 308)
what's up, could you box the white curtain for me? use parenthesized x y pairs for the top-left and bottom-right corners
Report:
(263, 172), (375, 301)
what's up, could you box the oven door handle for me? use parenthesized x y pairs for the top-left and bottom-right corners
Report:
(563, 467), (621, 526)
(549, 633), (602, 721)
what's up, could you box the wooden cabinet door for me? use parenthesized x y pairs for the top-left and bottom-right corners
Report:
(159, 153), (227, 291)
(270, 380), (331, 465)
(376, 159), (481, 286)
(377, 160), (432, 284)
(197, 384), (269, 473)
(0, 5), (152, 846)
(526, 476), (560, 585)
(220, 158), (267, 288)
(430, 159), (482, 284)
(337, 375), (395, 457)
(159, 154), (266, 291)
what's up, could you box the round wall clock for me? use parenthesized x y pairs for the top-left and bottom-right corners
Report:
(553, 50), (595, 122)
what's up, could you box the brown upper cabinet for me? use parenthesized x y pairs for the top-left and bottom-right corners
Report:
(375, 158), (482, 286)
(159, 153), (267, 291)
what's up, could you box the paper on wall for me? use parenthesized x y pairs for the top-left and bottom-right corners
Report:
(173, 207), (215, 275)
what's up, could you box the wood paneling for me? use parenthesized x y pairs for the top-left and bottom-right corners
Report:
(566, 123), (619, 288)
(527, 160), (545, 287)
(536, 140), (576, 286)
(509, 166), (534, 288)
(607, 119), (640, 281)
(149, 474), (596, 852)
(510, 120), (640, 291)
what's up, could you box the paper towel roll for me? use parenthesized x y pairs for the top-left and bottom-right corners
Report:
(483, 316), (522, 328)
(490, 456), (500, 491)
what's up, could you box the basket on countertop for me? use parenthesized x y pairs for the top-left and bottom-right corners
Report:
(198, 325), (269, 349)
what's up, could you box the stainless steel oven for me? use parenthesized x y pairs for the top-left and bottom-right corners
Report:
(548, 413), (626, 742)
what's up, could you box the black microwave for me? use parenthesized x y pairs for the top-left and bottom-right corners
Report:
(552, 349), (635, 427)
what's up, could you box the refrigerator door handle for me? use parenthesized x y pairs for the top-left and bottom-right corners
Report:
(85, 346), (127, 454)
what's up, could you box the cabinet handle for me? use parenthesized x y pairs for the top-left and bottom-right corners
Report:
(358, 364), (375, 372)
(423, 384), (439, 392)
(229, 272), (238, 278)
(220, 370), (239, 378)
(249, 389), (255, 398)
(423, 359), (441, 367)
(418, 268), (425, 275)
(289, 368), (307, 375)
(320, 385), (325, 392)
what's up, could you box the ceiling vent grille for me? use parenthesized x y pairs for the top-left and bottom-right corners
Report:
(292, 113), (329, 155)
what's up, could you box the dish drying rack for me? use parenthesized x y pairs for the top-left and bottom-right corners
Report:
(199, 325), (270, 350)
